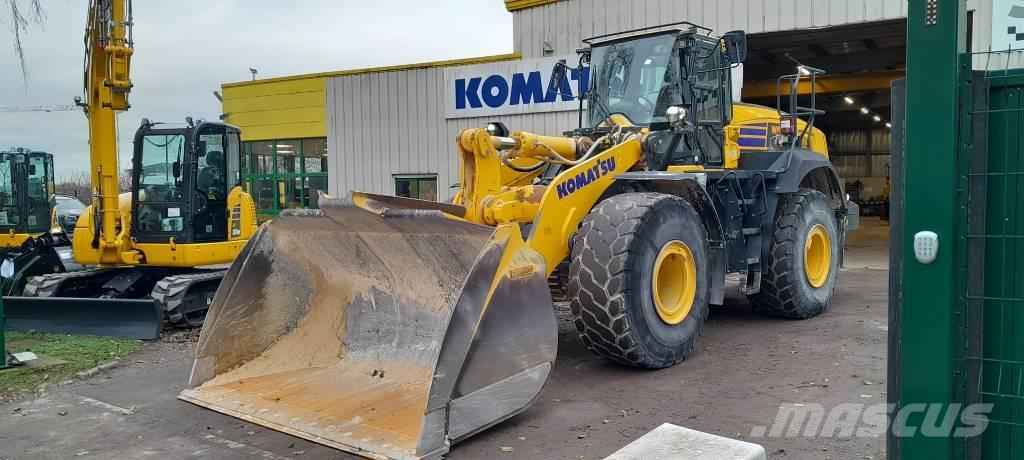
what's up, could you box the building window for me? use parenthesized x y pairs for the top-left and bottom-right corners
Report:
(395, 175), (437, 201)
(242, 137), (328, 214)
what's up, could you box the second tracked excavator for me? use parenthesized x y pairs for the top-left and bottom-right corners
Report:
(6, 0), (257, 338)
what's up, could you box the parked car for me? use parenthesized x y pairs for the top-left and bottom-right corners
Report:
(53, 194), (86, 235)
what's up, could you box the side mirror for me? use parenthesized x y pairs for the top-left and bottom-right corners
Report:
(195, 140), (207, 156)
(172, 161), (181, 178)
(546, 59), (568, 98)
(27, 165), (36, 175)
(722, 30), (747, 64)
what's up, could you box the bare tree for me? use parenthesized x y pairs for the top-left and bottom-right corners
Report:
(54, 170), (91, 200)
(55, 169), (134, 201)
(3, 0), (46, 86)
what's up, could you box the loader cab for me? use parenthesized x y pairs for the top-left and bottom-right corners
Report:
(130, 120), (242, 244)
(0, 149), (55, 238)
(580, 25), (744, 170)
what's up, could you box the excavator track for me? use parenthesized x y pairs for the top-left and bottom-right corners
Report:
(151, 270), (226, 328)
(22, 268), (225, 328)
(22, 270), (106, 298)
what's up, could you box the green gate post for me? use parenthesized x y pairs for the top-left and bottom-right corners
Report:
(900, 0), (967, 457)
(0, 294), (8, 369)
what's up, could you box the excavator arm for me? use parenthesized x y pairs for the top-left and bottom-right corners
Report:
(82, 0), (137, 266)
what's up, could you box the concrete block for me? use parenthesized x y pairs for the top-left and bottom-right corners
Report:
(605, 423), (766, 460)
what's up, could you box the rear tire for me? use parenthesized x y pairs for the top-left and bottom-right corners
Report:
(749, 189), (840, 318)
(568, 193), (709, 368)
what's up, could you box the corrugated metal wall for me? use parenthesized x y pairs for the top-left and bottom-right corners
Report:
(512, 0), (908, 59)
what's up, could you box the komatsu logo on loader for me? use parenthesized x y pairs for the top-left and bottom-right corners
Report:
(445, 56), (588, 119)
(555, 157), (616, 199)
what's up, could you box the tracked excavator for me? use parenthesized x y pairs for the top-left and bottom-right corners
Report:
(6, 0), (257, 338)
(0, 148), (78, 295)
(181, 23), (858, 458)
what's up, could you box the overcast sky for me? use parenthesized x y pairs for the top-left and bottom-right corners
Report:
(0, 1), (513, 174)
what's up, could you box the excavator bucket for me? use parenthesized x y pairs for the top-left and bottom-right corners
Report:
(179, 195), (557, 460)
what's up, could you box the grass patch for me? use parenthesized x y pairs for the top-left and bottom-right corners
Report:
(1, 331), (140, 401)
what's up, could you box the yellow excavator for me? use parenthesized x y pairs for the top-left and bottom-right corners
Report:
(6, 0), (257, 338)
(0, 148), (79, 295)
(181, 23), (858, 458)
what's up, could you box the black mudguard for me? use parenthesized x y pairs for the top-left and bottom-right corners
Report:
(613, 171), (727, 306)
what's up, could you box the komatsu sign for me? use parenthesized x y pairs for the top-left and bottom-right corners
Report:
(446, 56), (589, 119)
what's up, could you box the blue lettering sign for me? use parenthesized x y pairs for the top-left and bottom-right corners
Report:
(481, 75), (509, 108)
(455, 77), (482, 109)
(510, 71), (545, 105)
(452, 63), (591, 114)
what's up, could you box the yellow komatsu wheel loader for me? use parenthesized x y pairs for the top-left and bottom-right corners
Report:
(6, 0), (258, 339)
(181, 23), (858, 459)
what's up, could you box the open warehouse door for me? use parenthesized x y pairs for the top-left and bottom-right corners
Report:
(741, 19), (906, 249)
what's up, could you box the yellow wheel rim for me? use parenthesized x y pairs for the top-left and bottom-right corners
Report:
(805, 224), (831, 288)
(652, 240), (697, 325)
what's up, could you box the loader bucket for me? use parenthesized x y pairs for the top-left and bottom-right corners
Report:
(179, 196), (557, 459)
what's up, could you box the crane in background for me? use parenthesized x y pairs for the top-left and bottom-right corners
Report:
(0, 105), (78, 113)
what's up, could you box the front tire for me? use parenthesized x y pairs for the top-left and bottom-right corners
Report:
(568, 193), (710, 368)
(750, 189), (840, 318)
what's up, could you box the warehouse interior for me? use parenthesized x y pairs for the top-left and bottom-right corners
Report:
(742, 19), (907, 220)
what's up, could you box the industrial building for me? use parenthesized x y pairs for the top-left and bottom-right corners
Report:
(221, 0), (998, 213)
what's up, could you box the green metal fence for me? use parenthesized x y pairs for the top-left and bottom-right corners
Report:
(962, 54), (1024, 458)
(899, 2), (1024, 457)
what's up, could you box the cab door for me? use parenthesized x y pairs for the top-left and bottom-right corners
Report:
(131, 130), (189, 243)
(23, 152), (52, 234)
(191, 124), (234, 243)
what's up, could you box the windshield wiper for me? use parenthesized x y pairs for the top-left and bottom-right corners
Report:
(588, 90), (613, 127)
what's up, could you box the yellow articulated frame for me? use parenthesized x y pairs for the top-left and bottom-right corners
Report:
(527, 137), (644, 275)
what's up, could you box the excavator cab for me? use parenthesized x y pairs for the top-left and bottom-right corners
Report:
(131, 120), (242, 244)
(0, 149), (73, 295)
(0, 149), (55, 240)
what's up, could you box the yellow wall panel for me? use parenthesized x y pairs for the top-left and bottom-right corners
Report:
(224, 77), (325, 99)
(221, 76), (327, 141)
(241, 123), (326, 142)
(223, 91), (324, 114)
(229, 106), (325, 124)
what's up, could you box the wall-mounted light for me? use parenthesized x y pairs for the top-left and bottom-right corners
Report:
(843, 96), (855, 104)
(873, 115), (882, 122)
(860, 107), (870, 114)
(886, 122), (893, 128)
